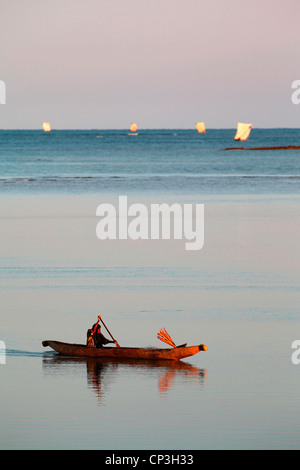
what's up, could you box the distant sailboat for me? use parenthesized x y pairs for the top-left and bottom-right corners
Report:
(42, 122), (51, 132)
(129, 122), (138, 135)
(234, 122), (252, 141)
(195, 122), (206, 133)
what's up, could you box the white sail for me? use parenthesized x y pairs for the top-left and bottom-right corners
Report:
(196, 122), (206, 133)
(130, 122), (138, 132)
(234, 122), (252, 141)
(42, 122), (51, 132)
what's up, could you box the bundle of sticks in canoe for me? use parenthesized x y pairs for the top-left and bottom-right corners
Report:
(157, 328), (176, 348)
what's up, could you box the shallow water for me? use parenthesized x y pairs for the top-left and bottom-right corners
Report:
(1, 319), (300, 450)
(1, 130), (300, 450)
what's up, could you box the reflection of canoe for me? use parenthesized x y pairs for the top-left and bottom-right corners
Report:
(42, 353), (205, 373)
(42, 340), (207, 361)
(42, 354), (207, 404)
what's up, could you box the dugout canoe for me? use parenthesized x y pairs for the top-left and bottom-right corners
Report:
(42, 340), (207, 361)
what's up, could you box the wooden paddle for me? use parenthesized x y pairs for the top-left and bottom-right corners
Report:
(99, 316), (120, 348)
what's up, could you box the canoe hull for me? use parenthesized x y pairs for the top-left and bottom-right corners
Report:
(42, 340), (205, 361)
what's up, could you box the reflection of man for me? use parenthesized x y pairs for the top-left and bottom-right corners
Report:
(86, 316), (116, 348)
(86, 361), (104, 403)
(86, 360), (119, 405)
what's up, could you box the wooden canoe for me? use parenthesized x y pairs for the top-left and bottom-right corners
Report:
(42, 340), (207, 361)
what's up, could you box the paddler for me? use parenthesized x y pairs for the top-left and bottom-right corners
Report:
(86, 315), (116, 348)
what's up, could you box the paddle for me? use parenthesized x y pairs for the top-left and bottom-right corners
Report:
(98, 316), (120, 348)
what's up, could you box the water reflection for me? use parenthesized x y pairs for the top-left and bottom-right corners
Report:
(42, 354), (207, 405)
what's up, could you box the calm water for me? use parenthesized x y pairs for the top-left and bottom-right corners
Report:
(1, 129), (300, 450)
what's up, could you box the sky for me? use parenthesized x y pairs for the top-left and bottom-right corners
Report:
(0, 0), (300, 129)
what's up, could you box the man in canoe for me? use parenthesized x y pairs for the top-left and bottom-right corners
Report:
(87, 315), (116, 348)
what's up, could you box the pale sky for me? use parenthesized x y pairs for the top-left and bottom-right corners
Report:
(1, 0), (300, 129)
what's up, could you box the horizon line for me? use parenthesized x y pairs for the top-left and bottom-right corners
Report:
(0, 126), (300, 131)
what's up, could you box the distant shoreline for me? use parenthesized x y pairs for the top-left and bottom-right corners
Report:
(224, 145), (300, 151)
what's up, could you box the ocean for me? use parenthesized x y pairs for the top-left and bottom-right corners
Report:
(0, 129), (300, 196)
(1, 128), (300, 450)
